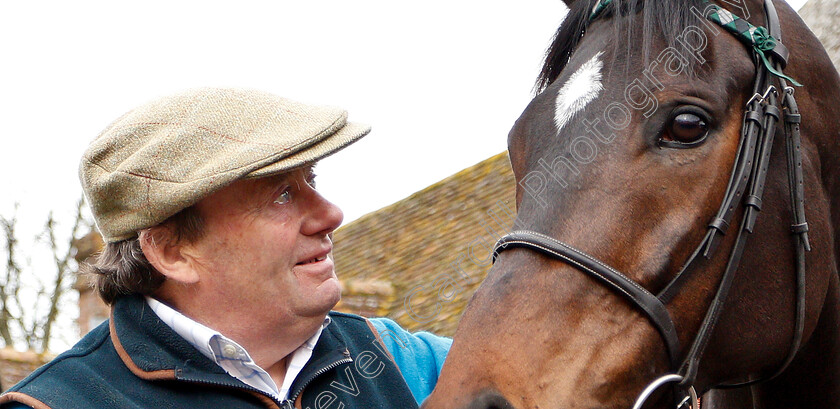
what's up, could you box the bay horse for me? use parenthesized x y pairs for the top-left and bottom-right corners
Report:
(422, 0), (840, 407)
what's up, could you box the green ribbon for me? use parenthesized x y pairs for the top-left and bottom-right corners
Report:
(752, 27), (803, 86)
(753, 26), (777, 51)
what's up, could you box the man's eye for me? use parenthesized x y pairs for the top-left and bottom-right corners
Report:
(274, 189), (293, 205)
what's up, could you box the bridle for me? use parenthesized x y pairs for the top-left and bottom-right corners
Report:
(491, 0), (811, 407)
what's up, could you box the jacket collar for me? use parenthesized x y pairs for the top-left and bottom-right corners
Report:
(110, 294), (228, 381)
(110, 294), (352, 395)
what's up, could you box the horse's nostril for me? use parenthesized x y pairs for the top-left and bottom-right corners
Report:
(465, 391), (515, 409)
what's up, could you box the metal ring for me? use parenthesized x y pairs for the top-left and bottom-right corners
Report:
(784, 86), (795, 95)
(632, 374), (699, 409)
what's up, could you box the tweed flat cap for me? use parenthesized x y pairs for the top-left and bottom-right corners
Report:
(80, 87), (370, 243)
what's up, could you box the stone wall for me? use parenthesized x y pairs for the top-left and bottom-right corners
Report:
(73, 232), (109, 336)
(0, 348), (52, 391)
(799, 0), (840, 72)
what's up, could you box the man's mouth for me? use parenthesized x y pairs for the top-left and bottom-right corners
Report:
(297, 255), (328, 265)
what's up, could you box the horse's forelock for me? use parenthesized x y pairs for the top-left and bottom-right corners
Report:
(536, 0), (705, 94)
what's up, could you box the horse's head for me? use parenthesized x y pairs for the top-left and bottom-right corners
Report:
(423, 0), (840, 408)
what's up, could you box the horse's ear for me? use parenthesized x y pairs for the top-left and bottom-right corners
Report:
(561, 0), (578, 7)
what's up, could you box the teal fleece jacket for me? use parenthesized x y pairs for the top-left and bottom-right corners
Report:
(0, 295), (451, 408)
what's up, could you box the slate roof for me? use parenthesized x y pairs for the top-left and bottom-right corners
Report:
(332, 152), (516, 336)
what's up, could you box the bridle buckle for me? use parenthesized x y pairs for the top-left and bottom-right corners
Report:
(761, 85), (778, 100)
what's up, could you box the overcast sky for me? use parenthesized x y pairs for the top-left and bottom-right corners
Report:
(1, 1), (569, 240)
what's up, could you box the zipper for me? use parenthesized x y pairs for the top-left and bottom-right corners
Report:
(177, 371), (286, 408)
(175, 349), (352, 407)
(288, 356), (353, 403)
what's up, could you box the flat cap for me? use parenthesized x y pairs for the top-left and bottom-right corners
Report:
(80, 87), (370, 243)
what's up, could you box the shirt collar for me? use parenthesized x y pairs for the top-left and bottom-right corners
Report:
(145, 296), (331, 400)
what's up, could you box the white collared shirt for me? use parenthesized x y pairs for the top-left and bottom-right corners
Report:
(145, 297), (330, 401)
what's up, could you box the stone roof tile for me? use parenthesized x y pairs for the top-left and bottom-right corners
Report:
(333, 152), (515, 336)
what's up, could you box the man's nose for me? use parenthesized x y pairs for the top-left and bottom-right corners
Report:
(303, 190), (344, 236)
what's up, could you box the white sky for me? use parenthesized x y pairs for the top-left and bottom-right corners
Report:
(0, 0), (809, 350)
(0, 1), (568, 238)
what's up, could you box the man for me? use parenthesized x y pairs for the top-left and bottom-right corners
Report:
(0, 88), (451, 408)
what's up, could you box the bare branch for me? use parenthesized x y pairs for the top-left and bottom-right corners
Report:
(0, 197), (91, 353)
(40, 198), (86, 353)
(0, 205), (21, 347)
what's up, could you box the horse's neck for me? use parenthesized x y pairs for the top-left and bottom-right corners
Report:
(704, 272), (840, 409)
(756, 271), (840, 408)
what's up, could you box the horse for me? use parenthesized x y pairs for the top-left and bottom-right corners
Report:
(421, 0), (840, 407)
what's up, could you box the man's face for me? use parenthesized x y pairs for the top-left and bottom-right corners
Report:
(183, 165), (344, 321)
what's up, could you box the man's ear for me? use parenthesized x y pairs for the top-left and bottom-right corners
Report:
(139, 227), (200, 284)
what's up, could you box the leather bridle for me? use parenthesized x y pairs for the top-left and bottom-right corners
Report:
(492, 0), (811, 406)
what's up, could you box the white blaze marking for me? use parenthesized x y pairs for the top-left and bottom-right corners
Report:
(554, 51), (604, 133)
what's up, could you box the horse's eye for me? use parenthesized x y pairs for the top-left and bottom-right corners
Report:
(661, 112), (709, 147)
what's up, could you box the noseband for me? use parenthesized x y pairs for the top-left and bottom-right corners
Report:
(492, 0), (810, 406)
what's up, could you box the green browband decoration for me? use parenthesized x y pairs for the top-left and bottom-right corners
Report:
(702, 2), (802, 85)
(589, 0), (612, 20)
(587, 0), (801, 86)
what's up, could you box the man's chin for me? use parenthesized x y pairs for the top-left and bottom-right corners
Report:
(297, 279), (341, 317)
